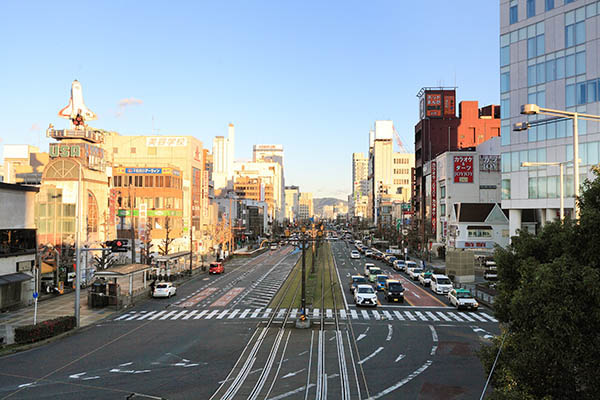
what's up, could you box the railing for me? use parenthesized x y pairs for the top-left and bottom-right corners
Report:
(47, 128), (105, 143)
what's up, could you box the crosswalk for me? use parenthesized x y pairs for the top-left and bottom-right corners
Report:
(114, 308), (498, 324)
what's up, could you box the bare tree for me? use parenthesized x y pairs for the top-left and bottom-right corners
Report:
(158, 215), (174, 256)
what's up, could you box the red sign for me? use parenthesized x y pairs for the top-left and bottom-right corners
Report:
(444, 94), (455, 116)
(454, 156), (474, 183)
(431, 161), (437, 235)
(464, 242), (487, 248)
(426, 93), (442, 117)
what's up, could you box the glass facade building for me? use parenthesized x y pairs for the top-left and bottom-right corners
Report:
(500, 0), (600, 235)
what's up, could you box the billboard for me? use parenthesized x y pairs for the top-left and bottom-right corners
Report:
(431, 161), (437, 235)
(444, 94), (455, 116)
(454, 156), (474, 183)
(425, 93), (442, 117)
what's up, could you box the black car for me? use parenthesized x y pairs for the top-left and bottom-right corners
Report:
(383, 279), (405, 302)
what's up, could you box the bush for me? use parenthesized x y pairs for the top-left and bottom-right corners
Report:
(14, 316), (76, 344)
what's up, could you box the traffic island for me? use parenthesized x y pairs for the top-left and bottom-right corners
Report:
(295, 314), (311, 329)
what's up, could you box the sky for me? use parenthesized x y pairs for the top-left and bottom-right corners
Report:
(0, 1), (499, 200)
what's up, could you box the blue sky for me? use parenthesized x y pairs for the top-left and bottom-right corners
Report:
(0, 1), (499, 199)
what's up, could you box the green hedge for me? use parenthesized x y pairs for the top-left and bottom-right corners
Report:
(14, 316), (76, 344)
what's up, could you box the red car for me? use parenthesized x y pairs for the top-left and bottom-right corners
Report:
(209, 262), (224, 274)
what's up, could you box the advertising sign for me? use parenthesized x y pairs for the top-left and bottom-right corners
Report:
(444, 94), (456, 116)
(480, 155), (501, 172)
(454, 156), (474, 183)
(146, 137), (188, 147)
(114, 167), (180, 176)
(431, 161), (437, 235)
(425, 93), (442, 117)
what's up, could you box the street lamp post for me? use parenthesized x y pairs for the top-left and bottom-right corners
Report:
(520, 104), (600, 219)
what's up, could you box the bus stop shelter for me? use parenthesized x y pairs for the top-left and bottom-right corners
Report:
(91, 263), (154, 309)
(152, 251), (192, 280)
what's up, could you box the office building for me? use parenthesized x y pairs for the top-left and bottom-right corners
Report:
(233, 160), (284, 223)
(284, 185), (300, 222)
(212, 124), (235, 192)
(298, 192), (313, 220)
(500, 0), (600, 235)
(351, 153), (368, 218)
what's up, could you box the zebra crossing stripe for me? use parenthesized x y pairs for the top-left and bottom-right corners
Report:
(193, 310), (209, 319)
(436, 311), (452, 321)
(125, 313), (140, 321)
(361, 310), (370, 320)
(480, 312), (498, 322)
(425, 311), (439, 321)
(372, 310), (381, 320)
(148, 311), (167, 320)
(404, 311), (416, 321)
(350, 310), (358, 319)
(289, 309), (298, 319)
(393, 311), (405, 321)
(136, 311), (157, 320)
(205, 310), (220, 319)
(227, 309), (240, 319)
(469, 312), (487, 322)
(276, 309), (286, 319)
(216, 309), (229, 319)
(339, 310), (347, 319)
(447, 312), (464, 322)
(326, 309), (333, 319)
(239, 309), (250, 319)
(159, 311), (179, 320)
(115, 313), (133, 321)
(414, 311), (428, 321)
(251, 308), (262, 318)
(171, 310), (189, 320)
(458, 312), (475, 322)
(313, 308), (320, 319)
(182, 310), (198, 320)
(382, 310), (392, 320)
(262, 308), (272, 318)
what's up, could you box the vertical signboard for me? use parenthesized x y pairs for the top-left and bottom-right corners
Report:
(431, 161), (437, 235)
(139, 203), (147, 241)
(444, 93), (455, 116)
(425, 93), (442, 117)
(454, 156), (474, 183)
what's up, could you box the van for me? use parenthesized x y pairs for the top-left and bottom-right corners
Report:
(430, 274), (453, 295)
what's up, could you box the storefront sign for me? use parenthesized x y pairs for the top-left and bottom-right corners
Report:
(425, 93), (442, 117)
(146, 137), (187, 147)
(114, 167), (180, 176)
(444, 94), (455, 116)
(454, 156), (474, 183)
(431, 161), (437, 235)
(456, 241), (494, 249)
(480, 155), (500, 172)
(49, 144), (81, 158)
(117, 209), (182, 217)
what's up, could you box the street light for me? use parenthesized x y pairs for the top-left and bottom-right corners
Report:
(520, 104), (600, 219)
(521, 161), (574, 222)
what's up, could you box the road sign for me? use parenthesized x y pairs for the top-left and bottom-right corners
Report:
(32, 292), (38, 299)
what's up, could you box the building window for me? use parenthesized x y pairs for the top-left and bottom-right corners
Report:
(501, 72), (510, 93)
(502, 179), (511, 200)
(500, 46), (510, 67)
(527, 34), (544, 59)
(510, 5), (518, 24)
(500, 99), (510, 119)
(440, 186), (446, 198)
(113, 147), (118, 154)
(564, 0), (575, 4)
(527, 0), (535, 18)
(545, 0), (554, 11)
(566, 84), (576, 107)
(565, 11), (585, 48)
(440, 203), (446, 216)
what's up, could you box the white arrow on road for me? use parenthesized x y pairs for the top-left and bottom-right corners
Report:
(69, 372), (86, 379)
(282, 368), (306, 379)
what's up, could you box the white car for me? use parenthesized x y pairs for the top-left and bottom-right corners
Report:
(350, 250), (360, 259)
(403, 260), (417, 273)
(430, 274), (453, 295)
(153, 282), (176, 298)
(448, 288), (479, 310)
(407, 267), (423, 281)
(354, 284), (378, 307)
(364, 263), (376, 276)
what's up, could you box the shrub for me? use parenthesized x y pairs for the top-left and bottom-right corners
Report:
(14, 316), (76, 344)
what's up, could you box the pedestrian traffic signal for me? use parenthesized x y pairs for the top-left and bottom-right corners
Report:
(106, 239), (129, 252)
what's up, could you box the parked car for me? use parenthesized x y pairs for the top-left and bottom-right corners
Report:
(431, 274), (453, 295)
(349, 275), (368, 293)
(418, 271), (433, 287)
(350, 250), (361, 259)
(375, 274), (389, 291)
(383, 279), (405, 302)
(368, 268), (383, 283)
(354, 284), (378, 307)
(407, 267), (423, 281)
(403, 260), (417, 273)
(209, 262), (224, 274)
(448, 288), (479, 310)
(364, 263), (376, 276)
(364, 249), (373, 257)
(393, 259), (405, 271)
(153, 282), (176, 298)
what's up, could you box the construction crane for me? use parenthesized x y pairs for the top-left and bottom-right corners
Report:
(393, 124), (409, 153)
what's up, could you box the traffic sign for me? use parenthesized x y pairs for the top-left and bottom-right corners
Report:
(32, 292), (38, 299)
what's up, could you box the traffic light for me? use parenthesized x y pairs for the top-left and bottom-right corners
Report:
(106, 239), (129, 253)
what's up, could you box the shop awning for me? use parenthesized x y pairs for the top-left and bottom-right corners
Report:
(0, 272), (33, 286)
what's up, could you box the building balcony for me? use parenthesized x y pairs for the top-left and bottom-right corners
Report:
(46, 127), (105, 144)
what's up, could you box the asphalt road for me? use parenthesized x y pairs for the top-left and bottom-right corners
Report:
(0, 241), (499, 399)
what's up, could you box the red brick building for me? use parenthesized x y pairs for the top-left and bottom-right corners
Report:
(413, 88), (500, 248)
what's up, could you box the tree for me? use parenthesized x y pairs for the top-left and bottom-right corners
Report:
(479, 166), (600, 400)
(93, 244), (116, 271)
(158, 215), (174, 256)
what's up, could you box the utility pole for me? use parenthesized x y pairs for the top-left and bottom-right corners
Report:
(129, 188), (136, 264)
(301, 233), (306, 316)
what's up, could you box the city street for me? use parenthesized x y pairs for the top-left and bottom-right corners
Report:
(0, 242), (498, 399)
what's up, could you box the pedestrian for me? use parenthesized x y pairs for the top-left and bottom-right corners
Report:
(149, 279), (156, 297)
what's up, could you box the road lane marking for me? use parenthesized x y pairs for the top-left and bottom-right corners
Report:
(429, 325), (438, 342)
(394, 354), (405, 362)
(369, 360), (433, 399)
(358, 346), (383, 365)
(480, 312), (498, 322)
(181, 310), (198, 320)
(386, 324), (393, 341)
(148, 311), (167, 320)
(393, 311), (405, 320)
(227, 309), (240, 319)
(404, 311), (416, 321)
(193, 310), (209, 319)
(436, 311), (452, 321)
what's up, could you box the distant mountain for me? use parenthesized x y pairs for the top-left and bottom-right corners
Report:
(313, 197), (348, 216)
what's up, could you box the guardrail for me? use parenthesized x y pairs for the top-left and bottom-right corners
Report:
(455, 282), (496, 308)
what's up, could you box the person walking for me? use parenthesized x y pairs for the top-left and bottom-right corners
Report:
(149, 279), (156, 297)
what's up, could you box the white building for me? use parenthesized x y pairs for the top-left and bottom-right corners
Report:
(233, 160), (284, 223)
(212, 123), (235, 192)
(253, 144), (285, 221)
(0, 182), (39, 310)
(284, 185), (300, 222)
(500, 0), (600, 237)
(351, 153), (368, 218)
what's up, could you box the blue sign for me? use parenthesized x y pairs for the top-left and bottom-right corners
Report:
(33, 292), (38, 299)
(125, 167), (162, 175)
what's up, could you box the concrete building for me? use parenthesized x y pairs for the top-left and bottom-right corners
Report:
(284, 185), (300, 222)
(351, 153), (368, 218)
(233, 160), (284, 223)
(298, 192), (313, 220)
(414, 88), (501, 243)
(212, 124), (235, 192)
(2, 145), (48, 185)
(500, 0), (600, 236)
(252, 144), (285, 221)
(0, 182), (38, 310)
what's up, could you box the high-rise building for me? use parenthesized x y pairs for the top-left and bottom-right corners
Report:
(233, 160), (284, 223)
(499, 0), (600, 236)
(298, 192), (313, 220)
(284, 185), (300, 222)
(351, 153), (368, 217)
(413, 88), (500, 242)
(212, 124), (235, 192)
(252, 144), (285, 220)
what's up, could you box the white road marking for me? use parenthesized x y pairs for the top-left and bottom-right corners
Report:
(171, 310), (189, 320)
(429, 325), (438, 342)
(480, 312), (498, 322)
(313, 308), (320, 319)
(369, 360), (433, 399)
(227, 309), (240, 319)
(358, 346), (383, 365)
(361, 310), (370, 320)
(69, 372), (86, 379)
(414, 311), (428, 321)
(182, 310), (198, 320)
(350, 310), (358, 319)
(269, 384), (315, 400)
(470, 312), (487, 322)
(393, 311), (405, 320)
(382, 310), (392, 320)
(282, 369), (306, 379)
(251, 308), (263, 318)
(148, 311), (166, 320)
(262, 308), (272, 318)
(193, 310), (209, 319)
(204, 309), (220, 319)
(339, 309), (347, 319)
(436, 311), (452, 321)
(159, 310), (179, 320)
(430, 345), (437, 356)
(386, 324), (393, 341)
(394, 354), (405, 362)
(404, 311), (416, 321)
(447, 311), (464, 322)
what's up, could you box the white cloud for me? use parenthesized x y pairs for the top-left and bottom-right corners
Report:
(116, 97), (143, 117)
